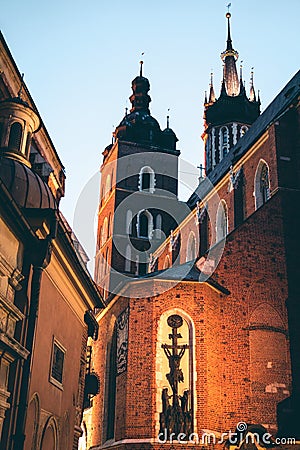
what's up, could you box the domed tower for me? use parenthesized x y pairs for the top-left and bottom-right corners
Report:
(95, 63), (180, 300)
(203, 12), (261, 175)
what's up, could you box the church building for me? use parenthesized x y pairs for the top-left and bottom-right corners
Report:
(83, 12), (300, 450)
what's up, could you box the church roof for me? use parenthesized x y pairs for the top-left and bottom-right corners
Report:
(189, 69), (300, 208)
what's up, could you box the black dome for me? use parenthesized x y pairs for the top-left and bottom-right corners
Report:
(0, 157), (57, 210)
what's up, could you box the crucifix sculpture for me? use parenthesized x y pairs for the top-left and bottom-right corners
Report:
(160, 314), (192, 437)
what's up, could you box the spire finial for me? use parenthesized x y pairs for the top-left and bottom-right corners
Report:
(240, 61), (243, 80)
(249, 67), (256, 102)
(209, 70), (216, 103)
(167, 108), (170, 128)
(226, 4), (232, 50)
(17, 73), (25, 99)
(139, 52), (144, 76)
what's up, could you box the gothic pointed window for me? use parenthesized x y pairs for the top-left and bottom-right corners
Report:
(186, 231), (196, 262)
(138, 210), (153, 238)
(240, 125), (248, 137)
(216, 200), (228, 242)
(126, 210), (133, 235)
(8, 122), (22, 152)
(155, 213), (162, 239)
(139, 166), (155, 193)
(254, 160), (270, 210)
(234, 169), (245, 227)
(220, 126), (229, 158)
(125, 244), (131, 272)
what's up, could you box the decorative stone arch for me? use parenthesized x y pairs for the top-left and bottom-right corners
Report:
(254, 159), (271, 210)
(216, 200), (228, 242)
(186, 231), (197, 262)
(137, 209), (153, 238)
(138, 166), (155, 193)
(26, 392), (40, 450)
(40, 415), (59, 450)
(155, 308), (197, 438)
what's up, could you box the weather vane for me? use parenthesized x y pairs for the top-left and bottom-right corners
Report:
(140, 52), (145, 76)
(227, 3), (231, 13)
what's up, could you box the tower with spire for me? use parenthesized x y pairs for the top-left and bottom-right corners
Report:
(203, 11), (260, 174)
(95, 63), (180, 300)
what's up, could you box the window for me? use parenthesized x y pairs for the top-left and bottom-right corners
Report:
(240, 125), (248, 137)
(163, 255), (170, 269)
(220, 127), (229, 158)
(139, 166), (155, 193)
(186, 231), (196, 262)
(101, 217), (108, 247)
(137, 210), (153, 238)
(254, 160), (270, 209)
(126, 210), (133, 235)
(104, 174), (112, 199)
(125, 245), (131, 272)
(50, 339), (65, 388)
(216, 200), (228, 242)
(234, 169), (245, 227)
(155, 214), (162, 239)
(8, 122), (22, 151)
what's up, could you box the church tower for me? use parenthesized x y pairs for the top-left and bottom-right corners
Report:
(95, 63), (180, 300)
(203, 12), (260, 174)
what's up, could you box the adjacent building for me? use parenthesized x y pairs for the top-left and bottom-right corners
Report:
(0, 31), (104, 450)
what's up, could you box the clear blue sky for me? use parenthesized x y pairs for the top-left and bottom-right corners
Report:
(1, 0), (299, 268)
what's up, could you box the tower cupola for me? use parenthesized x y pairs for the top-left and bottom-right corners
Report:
(112, 63), (178, 152)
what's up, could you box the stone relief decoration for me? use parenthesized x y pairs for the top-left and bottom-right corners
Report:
(117, 307), (129, 375)
(160, 314), (192, 438)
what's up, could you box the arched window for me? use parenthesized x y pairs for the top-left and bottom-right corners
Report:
(8, 122), (22, 151)
(104, 174), (112, 199)
(216, 200), (228, 242)
(240, 125), (248, 137)
(163, 255), (170, 269)
(139, 166), (155, 193)
(126, 210), (133, 235)
(220, 126), (229, 158)
(137, 210), (153, 238)
(101, 217), (108, 247)
(107, 214), (112, 238)
(125, 245), (131, 272)
(155, 213), (162, 239)
(186, 231), (196, 262)
(254, 160), (270, 210)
